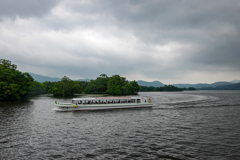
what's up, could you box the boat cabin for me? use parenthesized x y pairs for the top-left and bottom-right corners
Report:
(71, 97), (143, 105)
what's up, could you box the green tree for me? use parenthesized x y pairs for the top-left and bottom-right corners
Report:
(130, 80), (140, 94)
(51, 76), (81, 97)
(84, 80), (98, 94)
(106, 75), (138, 95)
(72, 81), (83, 94)
(188, 87), (196, 91)
(96, 74), (110, 93)
(139, 85), (183, 92)
(42, 81), (55, 94)
(29, 81), (46, 96)
(84, 74), (110, 94)
(0, 59), (34, 101)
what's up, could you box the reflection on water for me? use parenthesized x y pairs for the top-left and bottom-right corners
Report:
(1, 91), (240, 159)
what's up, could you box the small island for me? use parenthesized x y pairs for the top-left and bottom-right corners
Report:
(0, 59), (140, 101)
(1, 59), (196, 101)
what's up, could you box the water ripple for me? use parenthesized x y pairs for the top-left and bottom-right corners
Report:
(1, 91), (240, 159)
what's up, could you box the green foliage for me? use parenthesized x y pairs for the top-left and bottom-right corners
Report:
(130, 80), (140, 93)
(42, 81), (55, 94)
(106, 75), (138, 95)
(73, 81), (83, 94)
(51, 76), (82, 97)
(84, 74), (110, 94)
(49, 74), (139, 96)
(0, 60), (139, 100)
(84, 74), (139, 95)
(140, 85), (183, 92)
(29, 81), (46, 96)
(0, 59), (34, 101)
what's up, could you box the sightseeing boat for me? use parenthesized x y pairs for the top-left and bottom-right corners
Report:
(53, 97), (153, 111)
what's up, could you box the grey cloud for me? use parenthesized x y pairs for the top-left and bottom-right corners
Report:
(0, 0), (59, 19)
(1, 0), (240, 83)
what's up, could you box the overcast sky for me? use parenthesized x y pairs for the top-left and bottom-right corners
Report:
(1, 0), (240, 84)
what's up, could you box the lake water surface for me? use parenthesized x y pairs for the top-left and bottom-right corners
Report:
(1, 91), (240, 160)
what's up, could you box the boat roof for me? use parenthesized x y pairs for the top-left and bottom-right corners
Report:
(72, 97), (142, 101)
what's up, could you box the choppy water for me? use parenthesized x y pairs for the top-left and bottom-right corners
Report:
(0, 91), (240, 160)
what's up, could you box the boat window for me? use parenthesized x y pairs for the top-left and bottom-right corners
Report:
(72, 100), (76, 104)
(78, 101), (82, 104)
(137, 99), (140, 103)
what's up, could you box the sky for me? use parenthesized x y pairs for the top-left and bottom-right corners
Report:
(1, 0), (240, 84)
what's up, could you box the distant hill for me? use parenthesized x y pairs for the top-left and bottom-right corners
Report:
(75, 79), (92, 82)
(173, 81), (233, 89)
(172, 83), (208, 88)
(137, 80), (239, 90)
(231, 80), (240, 83)
(28, 72), (240, 90)
(201, 83), (240, 90)
(28, 72), (61, 82)
(28, 73), (91, 82)
(137, 80), (164, 87)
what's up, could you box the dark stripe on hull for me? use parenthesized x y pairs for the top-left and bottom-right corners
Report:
(55, 104), (153, 111)
(73, 105), (152, 111)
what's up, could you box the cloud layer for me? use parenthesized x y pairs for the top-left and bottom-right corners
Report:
(1, 0), (240, 83)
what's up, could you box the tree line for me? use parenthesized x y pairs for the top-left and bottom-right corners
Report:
(50, 74), (139, 96)
(0, 59), (196, 101)
(0, 59), (139, 101)
(139, 85), (196, 91)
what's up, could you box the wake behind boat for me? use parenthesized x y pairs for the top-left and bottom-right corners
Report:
(54, 96), (153, 111)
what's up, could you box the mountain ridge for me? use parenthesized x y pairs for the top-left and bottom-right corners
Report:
(28, 72), (239, 89)
(28, 72), (91, 82)
(172, 81), (234, 89)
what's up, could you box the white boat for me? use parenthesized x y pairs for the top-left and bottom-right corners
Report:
(53, 96), (153, 111)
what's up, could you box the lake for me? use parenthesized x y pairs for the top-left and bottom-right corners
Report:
(1, 91), (240, 159)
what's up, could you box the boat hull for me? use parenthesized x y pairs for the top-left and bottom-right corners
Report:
(54, 103), (153, 111)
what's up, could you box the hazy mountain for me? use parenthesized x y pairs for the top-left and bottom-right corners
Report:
(172, 83), (209, 88)
(137, 80), (164, 87)
(201, 83), (240, 90)
(28, 72), (240, 90)
(173, 81), (233, 89)
(28, 72), (61, 82)
(75, 79), (92, 82)
(28, 73), (91, 82)
(231, 80), (240, 83)
(210, 82), (234, 87)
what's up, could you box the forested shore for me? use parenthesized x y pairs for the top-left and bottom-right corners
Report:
(0, 59), (140, 101)
(139, 85), (196, 92)
(1, 59), (192, 101)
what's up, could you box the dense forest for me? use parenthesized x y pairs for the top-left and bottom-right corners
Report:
(139, 85), (196, 92)
(0, 59), (139, 101)
(0, 59), (34, 101)
(1, 59), (196, 101)
(50, 74), (140, 96)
